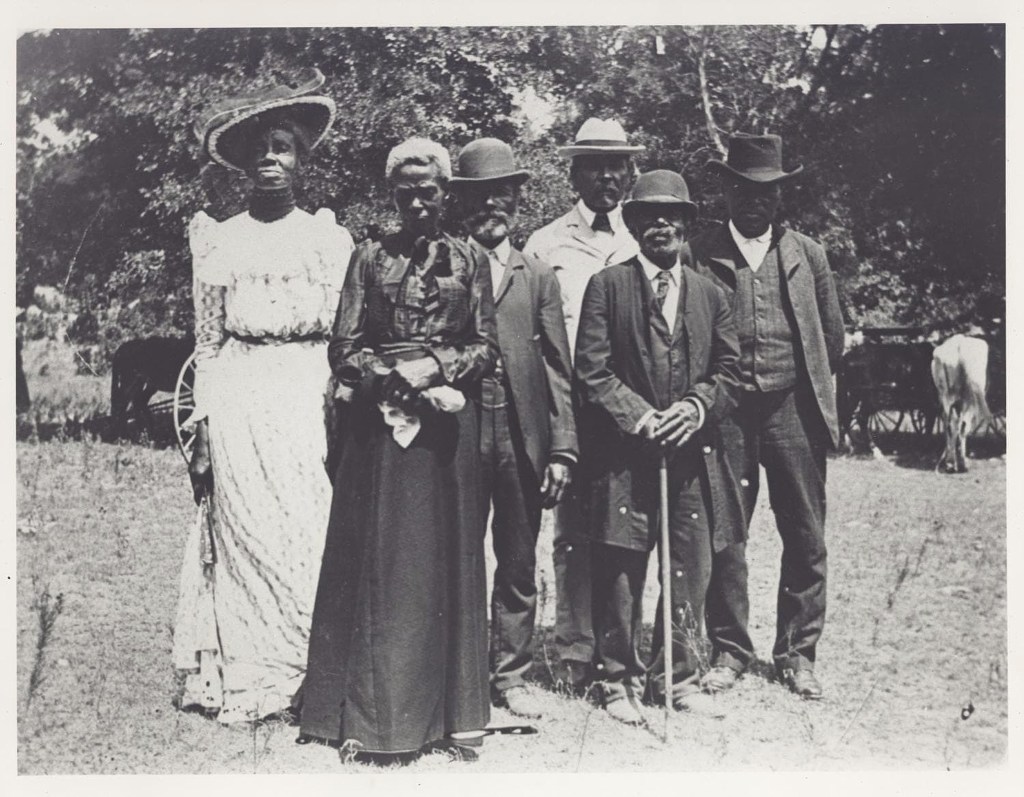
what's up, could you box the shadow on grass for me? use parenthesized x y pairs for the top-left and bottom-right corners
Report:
(834, 431), (1005, 472)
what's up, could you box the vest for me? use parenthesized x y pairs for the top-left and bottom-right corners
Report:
(649, 290), (691, 409)
(733, 244), (798, 391)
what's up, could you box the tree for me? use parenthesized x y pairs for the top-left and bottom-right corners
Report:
(17, 25), (1005, 343)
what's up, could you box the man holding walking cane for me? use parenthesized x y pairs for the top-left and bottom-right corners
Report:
(574, 170), (742, 725)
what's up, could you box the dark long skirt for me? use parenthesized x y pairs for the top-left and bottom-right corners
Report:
(299, 394), (490, 753)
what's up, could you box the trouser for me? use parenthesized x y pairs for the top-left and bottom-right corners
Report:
(480, 380), (544, 693)
(706, 383), (829, 674)
(550, 493), (595, 672)
(591, 460), (712, 704)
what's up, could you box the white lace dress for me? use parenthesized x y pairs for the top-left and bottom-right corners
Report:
(172, 207), (353, 723)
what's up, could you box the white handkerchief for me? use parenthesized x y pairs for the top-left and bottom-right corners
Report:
(378, 386), (466, 448)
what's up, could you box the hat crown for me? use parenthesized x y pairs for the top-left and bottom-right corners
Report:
(726, 134), (785, 173)
(194, 68), (328, 144)
(456, 138), (517, 180)
(629, 169), (693, 204)
(574, 117), (630, 145)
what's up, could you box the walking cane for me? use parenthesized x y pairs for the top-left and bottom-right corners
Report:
(659, 452), (673, 741)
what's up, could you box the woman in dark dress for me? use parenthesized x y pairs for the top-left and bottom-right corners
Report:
(299, 137), (499, 760)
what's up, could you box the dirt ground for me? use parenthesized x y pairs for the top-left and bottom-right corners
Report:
(14, 434), (1007, 775)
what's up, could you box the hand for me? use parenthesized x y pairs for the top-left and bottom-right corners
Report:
(541, 460), (573, 509)
(188, 423), (213, 504)
(393, 357), (442, 390)
(379, 370), (420, 413)
(652, 400), (702, 448)
(639, 412), (663, 441)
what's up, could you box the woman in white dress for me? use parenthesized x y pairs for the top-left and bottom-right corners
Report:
(172, 70), (354, 723)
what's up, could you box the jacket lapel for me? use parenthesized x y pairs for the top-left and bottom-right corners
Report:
(493, 250), (521, 307)
(776, 226), (803, 278)
(704, 223), (741, 289)
(627, 259), (660, 402)
(671, 266), (688, 343)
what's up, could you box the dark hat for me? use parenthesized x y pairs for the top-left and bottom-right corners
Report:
(194, 68), (336, 171)
(557, 117), (646, 158)
(450, 138), (530, 185)
(622, 170), (698, 221)
(707, 133), (803, 183)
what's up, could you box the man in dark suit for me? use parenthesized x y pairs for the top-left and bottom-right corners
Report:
(575, 170), (742, 725)
(451, 138), (579, 719)
(688, 134), (845, 700)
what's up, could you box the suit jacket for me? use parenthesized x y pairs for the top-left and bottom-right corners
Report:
(524, 204), (639, 358)
(686, 222), (845, 447)
(489, 244), (579, 479)
(574, 257), (743, 552)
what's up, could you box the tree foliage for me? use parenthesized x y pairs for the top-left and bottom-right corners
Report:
(16, 25), (1004, 334)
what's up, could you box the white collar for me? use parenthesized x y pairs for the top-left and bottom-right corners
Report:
(638, 252), (681, 284)
(728, 219), (773, 246)
(476, 236), (512, 266)
(576, 200), (624, 232)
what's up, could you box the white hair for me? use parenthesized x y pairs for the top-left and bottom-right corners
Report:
(385, 137), (452, 184)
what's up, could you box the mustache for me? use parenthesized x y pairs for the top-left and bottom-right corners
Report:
(468, 210), (512, 225)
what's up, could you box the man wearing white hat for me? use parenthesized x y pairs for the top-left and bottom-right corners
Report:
(524, 118), (644, 688)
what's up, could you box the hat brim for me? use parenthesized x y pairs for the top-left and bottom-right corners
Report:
(449, 170), (531, 186)
(706, 160), (804, 183)
(558, 144), (646, 158)
(206, 96), (337, 171)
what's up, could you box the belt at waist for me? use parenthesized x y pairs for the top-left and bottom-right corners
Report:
(229, 331), (327, 346)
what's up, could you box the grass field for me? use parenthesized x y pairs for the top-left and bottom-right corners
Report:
(15, 434), (1007, 774)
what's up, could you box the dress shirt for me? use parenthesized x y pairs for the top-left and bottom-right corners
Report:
(638, 253), (681, 332)
(632, 253), (705, 435)
(480, 237), (513, 299)
(728, 220), (773, 272)
(575, 200), (625, 237)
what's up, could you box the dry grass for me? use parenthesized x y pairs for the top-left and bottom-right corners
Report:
(15, 434), (1006, 773)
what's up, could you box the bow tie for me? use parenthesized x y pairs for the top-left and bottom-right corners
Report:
(591, 212), (612, 233)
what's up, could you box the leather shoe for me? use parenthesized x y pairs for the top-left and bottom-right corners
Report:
(700, 664), (741, 693)
(779, 668), (823, 700)
(604, 696), (645, 726)
(496, 686), (544, 719)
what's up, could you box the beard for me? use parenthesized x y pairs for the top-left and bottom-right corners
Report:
(468, 212), (511, 245)
(640, 227), (683, 257)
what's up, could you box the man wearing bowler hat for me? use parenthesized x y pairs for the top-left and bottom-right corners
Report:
(688, 134), (844, 700)
(575, 170), (741, 724)
(524, 118), (644, 689)
(451, 138), (578, 719)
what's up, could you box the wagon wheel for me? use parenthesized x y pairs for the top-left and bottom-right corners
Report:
(173, 351), (199, 465)
(908, 408), (934, 435)
(868, 409), (903, 436)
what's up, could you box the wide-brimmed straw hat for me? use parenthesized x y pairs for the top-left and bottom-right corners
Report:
(557, 117), (646, 158)
(194, 68), (336, 171)
(706, 133), (803, 183)
(450, 138), (530, 185)
(622, 170), (698, 222)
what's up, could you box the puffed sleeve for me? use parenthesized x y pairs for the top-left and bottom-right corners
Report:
(313, 209), (355, 330)
(188, 212), (228, 425)
(327, 242), (382, 398)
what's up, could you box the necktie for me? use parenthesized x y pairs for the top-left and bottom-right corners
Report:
(654, 270), (671, 317)
(591, 212), (612, 233)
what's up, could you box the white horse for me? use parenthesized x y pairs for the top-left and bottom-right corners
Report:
(931, 334), (990, 472)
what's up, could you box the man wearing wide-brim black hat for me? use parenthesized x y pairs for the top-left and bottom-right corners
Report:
(575, 170), (742, 724)
(687, 133), (845, 700)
